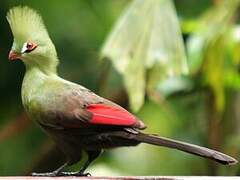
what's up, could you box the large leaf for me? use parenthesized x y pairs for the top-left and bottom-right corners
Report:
(101, 0), (188, 111)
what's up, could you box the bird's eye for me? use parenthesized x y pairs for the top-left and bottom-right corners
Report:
(21, 42), (38, 54)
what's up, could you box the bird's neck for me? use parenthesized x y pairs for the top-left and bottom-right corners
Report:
(21, 66), (59, 108)
(23, 56), (59, 76)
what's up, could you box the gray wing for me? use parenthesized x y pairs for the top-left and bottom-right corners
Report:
(37, 81), (145, 130)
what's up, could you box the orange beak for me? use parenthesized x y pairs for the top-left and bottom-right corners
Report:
(8, 50), (21, 61)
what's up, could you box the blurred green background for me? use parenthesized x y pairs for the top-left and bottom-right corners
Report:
(0, 0), (239, 176)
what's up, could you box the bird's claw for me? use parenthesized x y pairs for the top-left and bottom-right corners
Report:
(32, 171), (91, 177)
(60, 171), (91, 176)
(31, 171), (60, 177)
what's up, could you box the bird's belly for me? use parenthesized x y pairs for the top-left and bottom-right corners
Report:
(41, 125), (140, 151)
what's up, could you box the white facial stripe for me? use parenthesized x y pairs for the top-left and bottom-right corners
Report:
(21, 42), (28, 54)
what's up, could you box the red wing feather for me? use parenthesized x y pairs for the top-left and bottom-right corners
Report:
(86, 104), (138, 126)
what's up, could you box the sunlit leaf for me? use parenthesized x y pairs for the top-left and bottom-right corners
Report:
(187, 0), (240, 74)
(228, 25), (240, 65)
(101, 0), (188, 111)
(186, 0), (240, 112)
(223, 25), (240, 90)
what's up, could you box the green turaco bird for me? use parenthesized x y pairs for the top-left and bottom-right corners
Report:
(7, 6), (237, 176)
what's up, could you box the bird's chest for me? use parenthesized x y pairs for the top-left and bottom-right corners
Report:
(22, 89), (47, 121)
(21, 76), (54, 121)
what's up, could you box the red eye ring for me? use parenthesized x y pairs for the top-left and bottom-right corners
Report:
(26, 42), (34, 49)
(23, 41), (38, 53)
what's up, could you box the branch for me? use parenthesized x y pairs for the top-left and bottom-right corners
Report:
(0, 177), (178, 180)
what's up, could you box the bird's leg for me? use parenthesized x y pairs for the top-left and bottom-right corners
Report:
(31, 162), (68, 176)
(61, 150), (102, 176)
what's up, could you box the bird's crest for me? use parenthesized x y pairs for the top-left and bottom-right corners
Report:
(7, 6), (50, 43)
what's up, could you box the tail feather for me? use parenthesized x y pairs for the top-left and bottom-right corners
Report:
(134, 133), (237, 165)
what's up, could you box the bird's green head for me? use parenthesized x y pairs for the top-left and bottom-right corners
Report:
(7, 6), (59, 74)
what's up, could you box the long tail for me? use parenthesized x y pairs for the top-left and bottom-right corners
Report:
(133, 133), (237, 165)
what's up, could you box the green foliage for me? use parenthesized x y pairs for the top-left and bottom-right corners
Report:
(186, 0), (240, 112)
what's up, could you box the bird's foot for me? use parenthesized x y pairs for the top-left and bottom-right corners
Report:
(31, 171), (60, 177)
(32, 171), (91, 177)
(60, 171), (91, 176)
